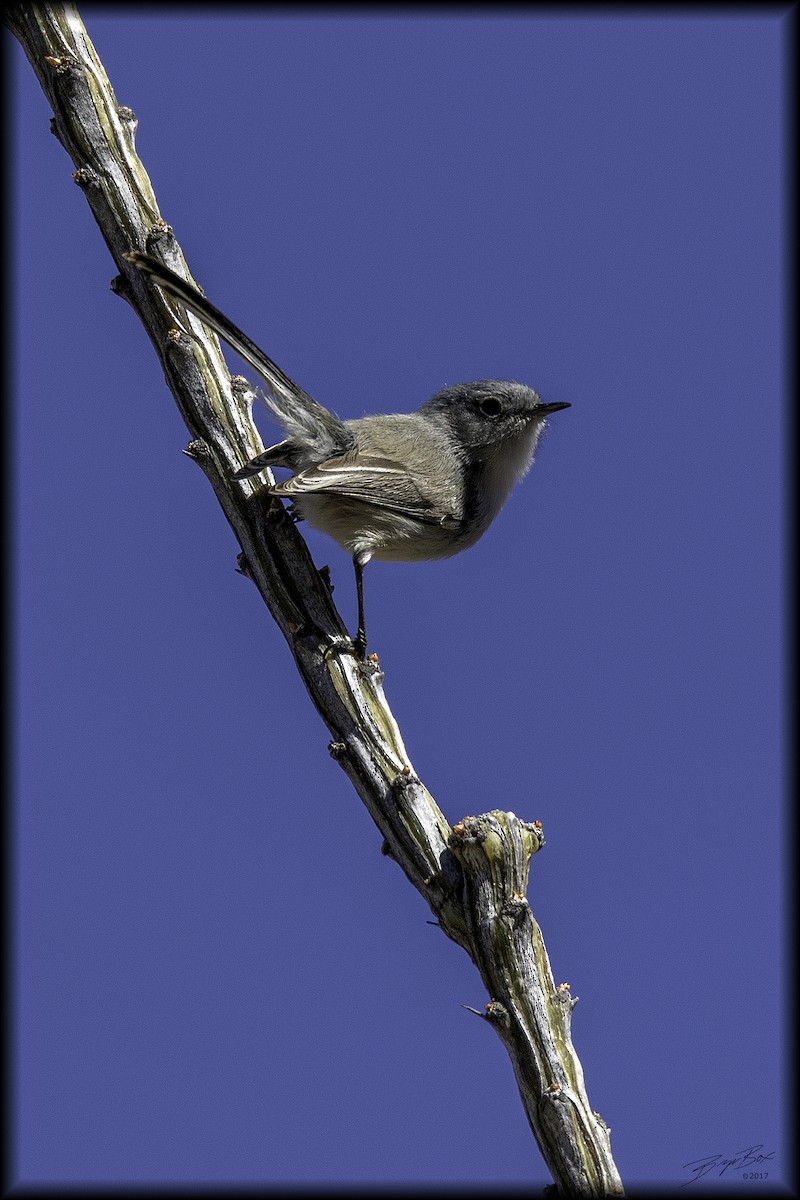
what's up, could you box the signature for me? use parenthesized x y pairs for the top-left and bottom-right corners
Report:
(681, 1144), (774, 1186)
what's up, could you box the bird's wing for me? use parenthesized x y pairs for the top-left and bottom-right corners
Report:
(271, 449), (461, 528)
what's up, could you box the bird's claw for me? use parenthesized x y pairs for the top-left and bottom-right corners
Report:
(322, 629), (369, 663)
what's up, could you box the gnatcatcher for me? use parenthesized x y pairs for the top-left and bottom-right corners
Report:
(126, 252), (570, 656)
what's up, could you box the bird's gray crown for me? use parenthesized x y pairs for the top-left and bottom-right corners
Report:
(419, 380), (544, 454)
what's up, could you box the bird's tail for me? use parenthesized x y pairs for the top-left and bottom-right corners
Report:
(125, 252), (354, 462)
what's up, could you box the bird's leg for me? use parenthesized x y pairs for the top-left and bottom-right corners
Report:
(321, 556), (369, 662)
(353, 556), (368, 659)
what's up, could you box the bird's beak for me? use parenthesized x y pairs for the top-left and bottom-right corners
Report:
(537, 401), (571, 415)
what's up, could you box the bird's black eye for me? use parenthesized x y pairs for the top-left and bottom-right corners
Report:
(478, 396), (503, 417)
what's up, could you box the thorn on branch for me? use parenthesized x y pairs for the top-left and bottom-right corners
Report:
(145, 221), (174, 249)
(318, 564), (334, 594)
(501, 894), (530, 926)
(449, 817), (487, 847)
(391, 765), (416, 793)
(593, 1110), (612, 1135)
(557, 982), (578, 1010)
(462, 999), (510, 1029)
(72, 166), (99, 190)
(328, 740), (348, 761)
(117, 105), (138, 143)
(287, 619), (315, 643)
(230, 374), (257, 413)
(183, 439), (210, 462)
(484, 999), (511, 1028)
(43, 54), (77, 76)
(235, 552), (253, 579)
(556, 982), (578, 1035)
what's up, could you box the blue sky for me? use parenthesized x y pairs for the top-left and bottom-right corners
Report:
(11, 10), (788, 1192)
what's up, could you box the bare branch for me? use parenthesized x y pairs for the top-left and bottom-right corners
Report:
(8, 5), (623, 1193)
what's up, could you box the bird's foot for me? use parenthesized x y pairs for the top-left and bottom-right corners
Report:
(322, 628), (370, 663)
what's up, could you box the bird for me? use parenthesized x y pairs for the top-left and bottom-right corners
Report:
(125, 251), (570, 656)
